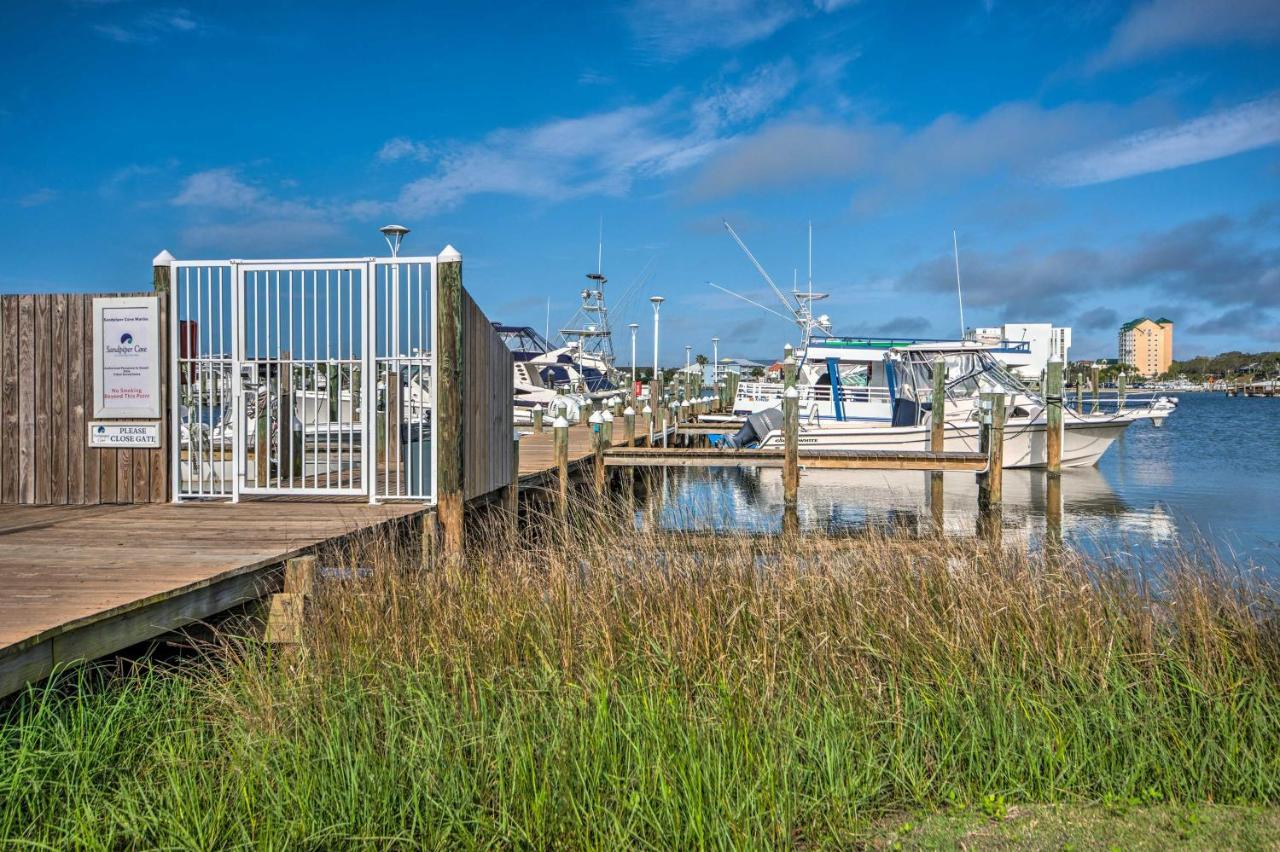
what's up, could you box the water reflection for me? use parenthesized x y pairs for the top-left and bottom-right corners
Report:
(650, 464), (1178, 553)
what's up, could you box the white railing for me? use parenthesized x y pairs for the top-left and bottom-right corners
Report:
(736, 381), (892, 406)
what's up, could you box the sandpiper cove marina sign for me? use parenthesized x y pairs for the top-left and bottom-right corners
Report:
(93, 296), (160, 419)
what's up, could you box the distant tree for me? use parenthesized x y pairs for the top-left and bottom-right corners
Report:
(695, 353), (709, 367)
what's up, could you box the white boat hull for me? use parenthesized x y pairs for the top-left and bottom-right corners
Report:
(757, 417), (1132, 468)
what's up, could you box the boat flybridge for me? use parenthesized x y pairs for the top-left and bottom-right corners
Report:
(727, 338), (1176, 468)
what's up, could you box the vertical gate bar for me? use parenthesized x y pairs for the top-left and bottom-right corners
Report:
(230, 264), (242, 503)
(310, 270), (318, 490)
(430, 259), (438, 503)
(416, 263), (424, 498)
(336, 269), (343, 489)
(361, 262), (372, 502)
(217, 265), (225, 496)
(394, 263), (401, 498)
(288, 269), (295, 489)
(324, 270), (332, 490)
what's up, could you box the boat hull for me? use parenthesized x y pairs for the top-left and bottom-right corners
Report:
(757, 418), (1131, 468)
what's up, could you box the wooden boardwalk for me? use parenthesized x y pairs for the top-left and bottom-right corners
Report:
(0, 501), (422, 697)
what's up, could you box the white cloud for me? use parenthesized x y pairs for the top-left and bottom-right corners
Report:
(93, 8), (201, 44)
(377, 138), (432, 163)
(174, 168), (262, 208)
(690, 97), (1154, 201)
(1089, 0), (1280, 71)
(1045, 94), (1280, 187)
(18, 188), (58, 207)
(369, 62), (800, 216)
(625, 0), (855, 58)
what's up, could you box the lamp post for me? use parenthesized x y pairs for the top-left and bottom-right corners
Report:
(711, 336), (719, 384)
(650, 296), (664, 402)
(629, 322), (639, 393)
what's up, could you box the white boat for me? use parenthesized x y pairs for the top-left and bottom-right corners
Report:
(728, 342), (1176, 468)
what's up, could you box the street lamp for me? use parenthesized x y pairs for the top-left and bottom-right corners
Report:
(629, 322), (639, 392)
(379, 224), (410, 257)
(712, 336), (719, 384)
(650, 296), (664, 401)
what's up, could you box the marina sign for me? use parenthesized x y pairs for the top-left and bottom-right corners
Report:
(88, 421), (161, 448)
(93, 296), (160, 419)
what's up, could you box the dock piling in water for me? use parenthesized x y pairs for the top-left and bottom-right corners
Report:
(929, 361), (947, 528)
(554, 416), (570, 519)
(782, 386), (800, 536)
(1045, 360), (1063, 474)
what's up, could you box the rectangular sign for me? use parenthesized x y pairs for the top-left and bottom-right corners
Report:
(94, 296), (160, 418)
(89, 421), (161, 448)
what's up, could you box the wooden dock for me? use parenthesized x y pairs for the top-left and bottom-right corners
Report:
(0, 501), (422, 698)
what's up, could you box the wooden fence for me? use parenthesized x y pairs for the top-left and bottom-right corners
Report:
(461, 288), (514, 501)
(0, 292), (168, 505)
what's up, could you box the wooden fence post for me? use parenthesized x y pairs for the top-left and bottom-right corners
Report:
(929, 360), (946, 530)
(152, 252), (173, 503)
(782, 385), (799, 536)
(435, 245), (465, 558)
(1045, 360), (1063, 473)
(532, 403), (543, 433)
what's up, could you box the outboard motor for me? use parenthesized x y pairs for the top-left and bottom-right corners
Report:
(723, 407), (785, 448)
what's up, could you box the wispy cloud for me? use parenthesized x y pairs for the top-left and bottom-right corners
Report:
(1044, 94), (1280, 187)
(366, 61), (800, 216)
(377, 138), (432, 163)
(172, 168), (340, 252)
(691, 97), (1155, 201)
(625, 0), (855, 58)
(93, 7), (200, 44)
(1088, 0), (1280, 71)
(18, 188), (58, 207)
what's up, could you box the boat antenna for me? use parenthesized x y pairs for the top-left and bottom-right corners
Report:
(706, 282), (796, 324)
(952, 229), (966, 338)
(544, 297), (550, 346)
(807, 220), (813, 301)
(597, 215), (603, 276)
(723, 220), (795, 316)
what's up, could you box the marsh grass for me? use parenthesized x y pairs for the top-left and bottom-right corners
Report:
(3, 495), (1279, 848)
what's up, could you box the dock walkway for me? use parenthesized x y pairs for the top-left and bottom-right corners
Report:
(0, 501), (421, 697)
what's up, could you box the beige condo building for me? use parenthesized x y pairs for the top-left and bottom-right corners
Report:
(1118, 317), (1173, 378)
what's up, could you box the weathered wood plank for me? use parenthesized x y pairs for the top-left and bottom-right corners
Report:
(18, 296), (36, 503)
(1, 297), (19, 504)
(34, 296), (52, 504)
(67, 295), (85, 504)
(50, 294), (68, 505)
(83, 295), (100, 504)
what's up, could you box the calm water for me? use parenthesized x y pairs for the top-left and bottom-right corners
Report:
(652, 393), (1280, 568)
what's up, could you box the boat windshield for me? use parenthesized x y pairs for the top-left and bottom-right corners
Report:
(896, 349), (1037, 404)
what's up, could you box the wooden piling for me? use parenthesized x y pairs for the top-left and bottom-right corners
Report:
(435, 246), (465, 557)
(642, 404), (653, 445)
(532, 404), (543, 433)
(1045, 360), (1063, 474)
(782, 386), (799, 536)
(1117, 371), (1126, 410)
(977, 392), (1005, 535)
(264, 554), (317, 646)
(1076, 372), (1085, 413)
(590, 411), (606, 495)
(623, 406), (635, 446)
(553, 416), (569, 519)
(929, 361), (946, 528)
(1090, 364), (1100, 414)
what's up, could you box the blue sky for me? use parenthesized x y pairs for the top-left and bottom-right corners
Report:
(1, 0), (1278, 362)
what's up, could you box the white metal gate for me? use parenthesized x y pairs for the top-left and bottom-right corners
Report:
(170, 256), (436, 503)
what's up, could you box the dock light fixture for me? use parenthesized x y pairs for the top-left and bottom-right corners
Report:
(685, 344), (692, 372)
(712, 336), (720, 383)
(379, 224), (410, 257)
(650, 296), (664, 389)
(629, 322), (640, 391)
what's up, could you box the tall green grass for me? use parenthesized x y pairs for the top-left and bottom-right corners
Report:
(2, 499), (1279, 848)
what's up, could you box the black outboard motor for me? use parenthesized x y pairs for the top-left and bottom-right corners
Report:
(723, 407), (785, 448)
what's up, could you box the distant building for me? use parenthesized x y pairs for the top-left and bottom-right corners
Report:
(1119, 317), (1173, 378)
(764, 361), (785, 382)
(708, 357), (766, 383)
(967, 323), (1072, 380)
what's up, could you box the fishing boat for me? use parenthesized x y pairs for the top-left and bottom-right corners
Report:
(725, 342), (1176, 468)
